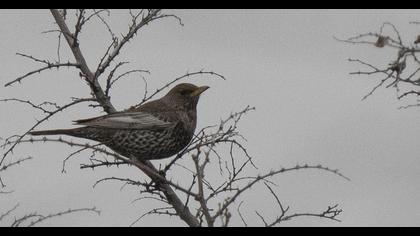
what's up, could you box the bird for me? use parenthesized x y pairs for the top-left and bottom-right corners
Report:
(29, 83), (209, 160)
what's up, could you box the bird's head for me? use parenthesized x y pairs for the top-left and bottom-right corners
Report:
(164, 83), (210, 110)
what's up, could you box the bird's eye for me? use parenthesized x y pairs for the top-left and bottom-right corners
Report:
(180, 90), (190, 96)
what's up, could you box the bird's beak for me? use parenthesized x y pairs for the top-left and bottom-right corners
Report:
(191, 86), (210, 97)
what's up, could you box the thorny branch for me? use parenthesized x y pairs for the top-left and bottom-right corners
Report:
(335, 21), (420, 106)
(192, 149), (213, 226)
(0, 157), (33, 173)
(0, 204), (20, 222)
(50, 9), (116, 114)
(253, 183), (342, 226)
(1, 9), (348, 227)
(0, 97), (96, 167)
(0, 137), (200, 200)
(129, 207), (177, 227)
(11, 207), (100, 227)
(4, 53), (80, 87)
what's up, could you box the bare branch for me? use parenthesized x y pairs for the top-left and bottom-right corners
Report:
(73, 9), (86, 45)
(0, 204), (19, 222)
(361, 72), (394, 101)
(80, 160), (128, 169)
(398, 102), (420, 109)
(50, 9), (116, 113)
(255, 210), (269, 226)
(11, 207), (100, 227)
(91, 9), (115, 41)
(0, 98), (57, 115)
(237, 201), (248, 227)
(340, 22), (420, 104)
(129, 207), (176, 227)
(1, 137), (199, 199)
(212, 164), (349, 221)
(0, 190), (14, 194)
(62, 143), (104, 173)
(192, 150), (214, 227)
(94, 9), (162, 78)
(106, 66), (150, 98)
(0, 157), (33, 173)
(4, 56), (79, 87)
(0, 97), (96, 167)
(267, 204), (342, 226)
(93, 176), (148, 189)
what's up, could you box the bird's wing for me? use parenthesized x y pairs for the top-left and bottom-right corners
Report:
(73, 111), (173, 130)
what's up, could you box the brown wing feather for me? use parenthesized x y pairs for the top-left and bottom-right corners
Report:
(73, 100), (178, 130)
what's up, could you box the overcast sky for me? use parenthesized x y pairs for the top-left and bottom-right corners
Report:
(1, 9), (420, 227)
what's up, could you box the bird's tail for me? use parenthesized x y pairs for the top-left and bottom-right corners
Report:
(29, 128), (80, 136)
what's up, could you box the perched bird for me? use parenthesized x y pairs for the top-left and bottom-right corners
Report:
(30, 83), (209, 160)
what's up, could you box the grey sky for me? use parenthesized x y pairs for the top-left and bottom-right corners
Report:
(1, 9), (420, 226)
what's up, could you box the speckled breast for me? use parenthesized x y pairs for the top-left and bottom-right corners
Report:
(93, 122), (193, 160)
